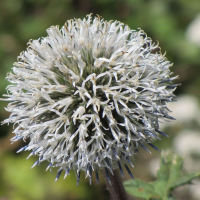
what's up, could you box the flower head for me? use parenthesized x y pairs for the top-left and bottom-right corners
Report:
(1, 14), (178, 184)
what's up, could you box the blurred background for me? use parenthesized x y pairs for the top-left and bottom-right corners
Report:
(0, 0), (200, 199)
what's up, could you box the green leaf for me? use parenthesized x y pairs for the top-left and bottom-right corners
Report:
(123, 151), (200, 200)
(163, 194), (178, 200)
(169, 172), (200, 190)
(123, 179), (160, 200)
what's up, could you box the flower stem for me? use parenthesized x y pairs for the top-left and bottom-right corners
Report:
(102, 170), (128, 200)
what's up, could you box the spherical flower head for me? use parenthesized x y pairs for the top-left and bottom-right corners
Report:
(1, 14), (178, 184)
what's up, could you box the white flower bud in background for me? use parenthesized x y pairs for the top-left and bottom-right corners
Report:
(0, 14), (178, 185)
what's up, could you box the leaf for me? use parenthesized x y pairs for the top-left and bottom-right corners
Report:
(123, 179), (160, 200)
(150, 194), (178, 200)
(163, 194), (178, 200)
(123, 151), (200, 200)
(169, 172), (200, 190)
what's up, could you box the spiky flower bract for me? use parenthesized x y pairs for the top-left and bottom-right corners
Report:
(1, 14), (178, 184)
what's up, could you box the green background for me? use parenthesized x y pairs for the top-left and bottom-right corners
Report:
(0, 0), (200, 200)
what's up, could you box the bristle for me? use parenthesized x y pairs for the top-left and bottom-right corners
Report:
(31, 160), (39, 169)
(95, 169), (99, 184)
(147, 143), (161, 152)
(112, 147), (120, 159)
(76, 171), (81, 186)
(89, 164), (92, 185)
(105, 168), (111, 185)
(104, 157), (113, 175)
(17, 145), (28, 153)
(138, 142), (151, 154)
(126, 157), (134, 168)
(124, 164), (134, 179)
(46, 163), (52, 171)
(55, 169), (63, 182)
(155, 129), (169, 137)
(145, 130), (161, 140)
(64, 167), (70, 179)
(117, 161), (124, 178)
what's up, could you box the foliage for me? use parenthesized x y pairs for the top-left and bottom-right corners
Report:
(124, 151), (200, 200)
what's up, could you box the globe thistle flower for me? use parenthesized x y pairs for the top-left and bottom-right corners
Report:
(1, 14), (178, 185)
